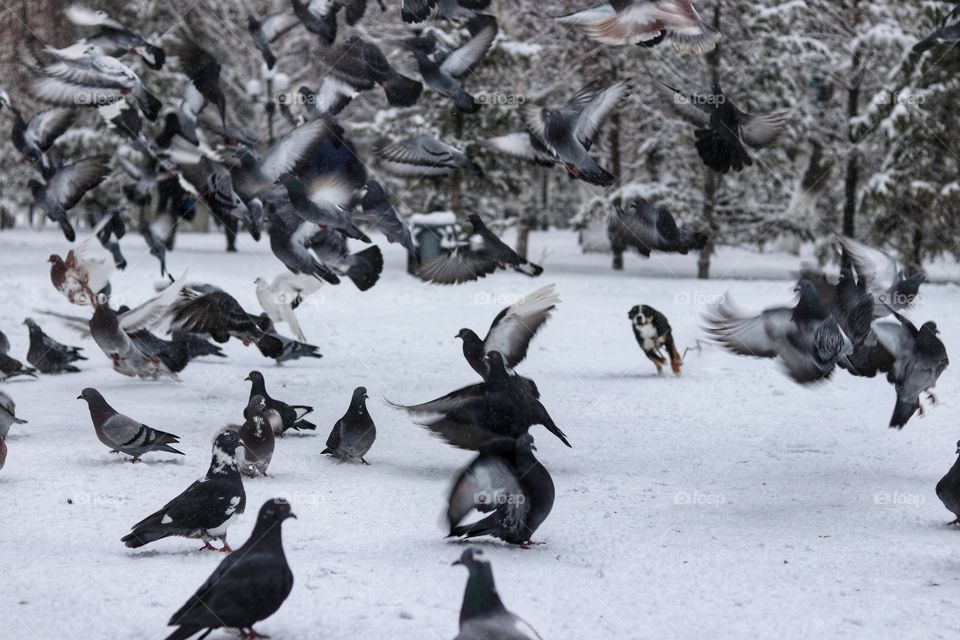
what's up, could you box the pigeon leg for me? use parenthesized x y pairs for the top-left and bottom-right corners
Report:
(244, 628), (270, 639)
(199, 540), (219, 552)
(927, 392), (938, 405)
(130, 456), (141, 463)
(361, 457), (370, 465)
(918, 404), (926, 417)
(219, 540), (233, 553)
(948, 517), (960, 526)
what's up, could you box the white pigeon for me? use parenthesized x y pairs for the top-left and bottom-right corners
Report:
(254, 273), (322, 342)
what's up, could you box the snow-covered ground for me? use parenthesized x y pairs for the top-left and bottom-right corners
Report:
(1, 227), (958, 639)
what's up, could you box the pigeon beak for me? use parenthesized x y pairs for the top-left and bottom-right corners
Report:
(288, 512), (298, 519)
(451, 560), (462, 566)
(531, 444), (538, 451)
(244, 375), (251, 381)
(76, 395), (83, 400)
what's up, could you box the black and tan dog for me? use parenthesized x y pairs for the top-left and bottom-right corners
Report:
(627, 304), (682, 375)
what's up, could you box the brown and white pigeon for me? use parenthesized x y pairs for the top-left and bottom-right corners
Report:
(234, 396), (277, 478)
(78, 388), (184, 461)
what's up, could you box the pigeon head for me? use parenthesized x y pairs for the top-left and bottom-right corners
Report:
(452, 547), (490, 569)
(247, 395), (268, 415)
(455, 328), (478, 341)
(794, 279), (828, 319)
(917, 321), (944, 355)
(22, 317), (39, 331)
(274, 173), (296, 186)
(48, 254), (64, 266)
(896, 274), (925, 301)
(362, 180), (385, 203)
(257, 498), (297, 524)
(352, 386), (368, 401)
(77, 387), (105, 404)
(516, 432), (537, 453)
(245, 370), (265, 384)
(213, 429), (243, 456)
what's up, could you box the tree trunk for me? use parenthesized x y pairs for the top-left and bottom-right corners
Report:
(697, 2), (722, 280)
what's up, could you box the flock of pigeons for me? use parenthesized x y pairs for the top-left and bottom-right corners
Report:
(1, 1), (959, 638)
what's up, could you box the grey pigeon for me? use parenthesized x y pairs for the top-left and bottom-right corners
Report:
(322, 387), (376, 464)
(27, 155), (110, 241)
(356, 181), (418, 259)
(264, 202), (345, 285)
(291, 0), (338, 44)
(406, 14), (498, 113)
(304, 227), (384, 291)
(164, 498), (295, 640)
(177, 157), (259, 241)
(394, 351), (570, 450)
(0, 336), (37, 380)
(447, 434), (555, 545)
(417, 214), (543, 284)
(235, 396), (278, 477)
(90, 303), (177, 380)
(247, 11), (299, 69)
(609, 198), (706, 258)
(377, 135), (482, 179)
(556, 0), (720, 53)
(78, 388), (184, 461)
(64, 5), (166, 69)
(452, 547), (544, 640)
(275, 172), (369, 242)
(936, 440), (960, 525)
(0, 90), (75, 177)
(0, 391), (27, 438)
(873, 310), (949, 429)
(245, 370), (316, 435)
(703, 280), (853, 384)
(914, 3), (960, 52)
(173, 36), (226, 126)
(122, 430), (246, 551)
(24, 318), (86, 374)
(519, 80), (627, 186)
(837, 235), (925, 317)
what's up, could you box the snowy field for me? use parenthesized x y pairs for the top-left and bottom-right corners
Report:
(1, 227), (958, 640)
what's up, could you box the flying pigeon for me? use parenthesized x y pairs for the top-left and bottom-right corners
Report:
(872, 310), (949, 428)
(628, 304), (682, 375)
(486, 131), (559, 169)
(262, 326), (323, 364)
(356, 181), (418, 259)
(177, 156), (260, 241)
(303, 37), (422, 115)
(173, 36), (226, 126)
(122, 430), (246, 551)
(164, 498), (295, 640)
(234, 396), (278, 478)
(608, 198), (706, 258)
(28, 155), (111, 242)
(64, 4), (166, 69)
(417, 214), (543, 284)
(394, 351), (570, 450)
(140, 218), (170, 277)
(703, 280), (853, 384)
(322, 387), (376, 464)
(377, 135), (482, 179)
(447, 434), (555, 545)
(0, 90), (75, 177)
(936, 440), (960, 525)
(78, 387), (184, 462)
(800, 262), (875, 356)
(245, 370), (316, 435)
(836, 235), (926, 317)
(254, 273), (321, 342)
(406, 14), (499, 113)
(664, 82), (788, 174)
(0, 391), (27, 439)
(291, 0), (339, 44)
(247, 11), (299, 70)
(914, 3), (960, 52)
(23, 318), (86, 374)
(264, 202), (347, 285)
(402, 0), (491, 23)
(556, 0), (721, 53)
(48, 218), (116, 305)
(91, 205), (128, 270)
(456, 284), (558, 392)
(304, 227), (384, 291)
(275, 172), (370, 242)
(452, 547), (544, 640)
(519, 80), (627, 186)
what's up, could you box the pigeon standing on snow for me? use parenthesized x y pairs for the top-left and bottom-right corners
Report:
(48, 224), (115, 305)
(703, 280), (853, 384)
(628, 304), (682, 375)
(452, 547), (544, 640)
(0, 391), (27, 438)
(417, 214), (543, 284)
(234, 396), (278, 477)
(322, 387), (376, 464)
(936, 440), (960, 525)
(78, 388), (184, 461)
(664, 82), (788, 174)
(27, 155), (111, 241)
(447, 434), (555, 545)
(0, 334), (37, 381)
(914, 3), (960, 52)
(609, 198), (706, 258)
(164, 498), (295, 640)
(24, 318), (86, 374)
(245, 370), (316, 435)
(122, 430), (246, 551)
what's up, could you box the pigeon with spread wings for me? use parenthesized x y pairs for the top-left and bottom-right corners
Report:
(608, 197), (706, 258)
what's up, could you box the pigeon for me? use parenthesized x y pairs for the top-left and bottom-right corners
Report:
(140, 218), (170, 277)
(486, 131), (559, 169)
(936, 440), (960, 525)
(164, 498), (295, 640)
(91, 205), (128, 270)
(0, 336), (37, 381)
(32, 44), (162, 120)
(377, 136), (482, 179)
(452, 547), (544, 640)
(703, 280), (853, 384)
(48, 218), (116, 305)
(275, 172), (370, 242)
(872, 310), (949, 428)
(174, 36), (227, 126)
(247, 11), (299, 70)
(608, 198), (706, 258)
(664, 82), (788, 174)
(628, 304), (682, 375)
(394, 351), (570, 450)
(800, 262), (875, 355)
(406, 14), (498, 113)
(255, 273), (321, 342)
(356, 181), (418, 259)
(0, 90), (75, 177)
(322, 387), (376, 464)
(304, 37), (422, 115)
(177, 157), (259, 241)
(264, 202), (347, 285)
(519, 80), (627, 186)
(264, 327), (323, 364)
(0, 329), (7, 354)
(456, 284), (558, 392)
(122, 430), (246, 551)
(914, 3), (960, 52)
(127, 330), (224, 374)
(28, 155), (111, 242)
(291, 0), (339, 44)
(245, 370), (316, 435)
(78, 388), (184, 461)
(836, 235), (925, 317)
(417, 214), (543, 284)
(0, 391), (27, 439)
(169, 286), (285, 360)
(447, 434), (555, 545)
(0, 434), (6, 470)
(305, 227), (384, 291)
(556, 0), (721, 53)
(402, 0), (491, 23)
(234, 396), (278, 478)
(64, 4), (166, 69)
(23, 318), (86, 374)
